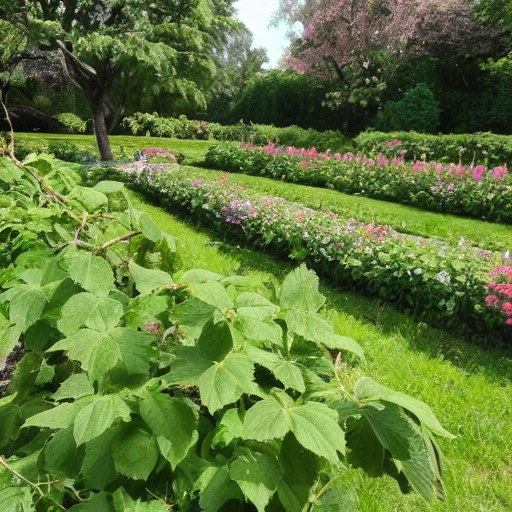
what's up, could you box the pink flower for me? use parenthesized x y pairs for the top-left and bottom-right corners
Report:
(485, 295), (499, 306)
(376, 154), (388, 167)
(492, 166), (507, 180)
(507, 318), (512, 325)
(472, 165), (486, 181)
(384, 139), (402, 147)
(146, 323), (160, 335)
(220, 172), (227, 183)
(502, 302), (512, 314)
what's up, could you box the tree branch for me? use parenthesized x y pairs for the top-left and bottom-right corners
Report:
(95, 230), (142, 254)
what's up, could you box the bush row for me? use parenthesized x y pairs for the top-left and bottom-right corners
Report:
(86, 164), (510, 342)
(354, 131), (512, 167)
(120, 112), (349, 152)
(204, 142), (512, 224)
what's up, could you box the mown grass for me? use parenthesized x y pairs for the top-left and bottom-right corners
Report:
(128, 191), (512, 512)
(16, 133), (512, 509)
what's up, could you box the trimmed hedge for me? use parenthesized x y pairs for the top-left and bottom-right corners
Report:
(354, 131), (512, 167)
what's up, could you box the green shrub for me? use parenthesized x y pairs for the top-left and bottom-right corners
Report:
(373, 83), (441, 133)
(47, 141), (98, 163)
(354, 130), (512, 167)
(121, 112), (210, 139)
(53, 112), (87, 134)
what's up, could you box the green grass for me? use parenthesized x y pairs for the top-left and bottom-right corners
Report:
(128, 190), (512, 512)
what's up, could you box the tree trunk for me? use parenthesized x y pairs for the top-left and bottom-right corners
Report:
(90, 100), (114, 161)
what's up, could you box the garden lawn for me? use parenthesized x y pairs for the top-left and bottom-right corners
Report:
(128, 190), (512, 512)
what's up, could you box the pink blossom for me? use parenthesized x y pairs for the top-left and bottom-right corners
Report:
(376, 154), (388, 167)
(384, 139), (402, 147)
(485, 295), (499, 306)
(507, 318), (512, 325)
(472, 165), (486, 181)
(492, 166), (507, 179)
(146, 323), (160, 335)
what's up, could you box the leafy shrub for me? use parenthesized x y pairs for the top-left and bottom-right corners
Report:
(52, 112), (87, 134)
(93, 164), (510, 340)
(354, 130), (512, 167)
(122, 112), (210, 139)
(373, 83), (441, 133)
(205, 142), (512, 224)
(0, 152), (453, 510)
(47, 141), (98, 163)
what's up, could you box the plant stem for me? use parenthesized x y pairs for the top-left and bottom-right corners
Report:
(95, 230), (142, 253)
(0, 456), (45, 498)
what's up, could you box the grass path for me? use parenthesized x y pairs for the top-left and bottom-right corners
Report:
(128, 190), (512, 512)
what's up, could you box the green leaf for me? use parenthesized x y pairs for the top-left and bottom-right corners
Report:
(81, 429), (118, 490)
(230, 450), (280, 512)
(112, 488), (168, 512)
(128, 260), (173, 295)
(197, 353), (254, 414)
(285, 309), (335, 346)
(9, 285), (47, 331)
(44, 427), (84, 478)
(114, 328), (155, 376)
(69, 186), (109, 212)
(236, 315), (283, 346)
(235, 292), (277, 320)
(139, 212), (161, 242)
(212, 408), (244, 447)
(51, 373), (95, 401)
(353, 377), (454, 438)
(345, 417), (384, 477)
(74, 395), (131, 445)
(23, 399), (89, 429)
(242, 398), (290, 441)
(64, 249), (114, 297)
(311, 470), (361, 512)
(322, 334), (365, 360)
(277, 434), (319, 512)
(162, 346), (213, 386)
(112, 423), (159, 480)
(199, 466), (243, 512)
(171, 297), (216, 342)
(68, 491), (113, 511)
(140, 393), (197, 469)
(48, 329), (121, 383)
(196, 319), (233, 362)
(279, 265), (325, 312)
(57, 292), (124, 336)
(0, 325), (22, 360)
(188, 281), (234, 311)
(288, 402), (345, 464)
(245, 345), (305, 392)
(34, 359), (55, 385)
(93, 180), (125, 193)
(0, 486), (33, 512)
(178, 269), (224, 283)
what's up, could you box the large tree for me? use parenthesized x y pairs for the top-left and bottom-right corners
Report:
(0, 0), (235, 160)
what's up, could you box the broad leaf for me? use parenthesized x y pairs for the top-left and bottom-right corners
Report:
(230, 450), (280, 512)
(114, 328), (155, 376)
(112, 423), (158, 480)
(178, 269), (224, 283)
(162, 346), (214, 386)
(68, 491), (113, 511)
(285, 309), (335, 346)
(23, 399), (91, 429)
(140, 393), (197, 469)
(0, 486), (33, 512)
(74, 395), (131, 445)
(242, 398), (290, 441)
(322, 334), (365, 360)
(81, 429), (118, 490)
(9, 285), (47, 331)
(279, 265), (325, 312)
(57, 292), (124, 335)
(64, 249), (114, 297)
(196, 319), (233, 362)
(0, 325), (22, 360)
(310, 470), (361, 512)
(129, 260), (173, 295)
(354, 377), (454, 438)
(44, 427), (84, 478)
(235, 292), (277, 320)
(51, 373), (95, 401)
(212, 408), (244, 448)
(236, 315), (283, 346)
(288, 402), (345, 464)
(68, 186), (109, 212)
(171, 298), (216, 342)
(48, 329), (122, 383)
(197, 353), (254, 414)
(93, 180), (125, 193)
(188, 281), (233, 311)
(345, 417), (384, 477)
(112, 488), (168, 512)
(199, 466), (243, 512)
(139, 212), (161, 242)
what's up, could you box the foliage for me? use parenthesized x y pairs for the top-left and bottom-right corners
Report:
(88, 164), (511, 339)
(0, 151), (454, 510)
(122, 112), (210, 140)
(373, 83), (440, 134)
(52, 113), (87, 134)
(204, 142), (512, 224)
(47, 141), (97, 163)
(486, 265), (512, 325)
(354, 130), (512, 167)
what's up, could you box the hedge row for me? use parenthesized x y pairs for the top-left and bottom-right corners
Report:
(354, 131), (512, 167)
(85, 164), (510, 343)
(204, 142), (512, 224)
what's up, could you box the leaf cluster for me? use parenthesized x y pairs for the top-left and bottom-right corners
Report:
(0, 153), (454, 510)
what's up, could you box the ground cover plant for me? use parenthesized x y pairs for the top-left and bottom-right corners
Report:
(205, 142), (512, 224)
(0, 142), (457, 510)
(87, 163), (510, 341)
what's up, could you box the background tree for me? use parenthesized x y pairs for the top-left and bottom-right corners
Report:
(0, 0), (237, 160)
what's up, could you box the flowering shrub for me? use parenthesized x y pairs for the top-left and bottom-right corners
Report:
(205, 142), (512, 224)
(85, 165), (510, 340)
(486, 266), (512, 325)
(354, 130), (512, 167)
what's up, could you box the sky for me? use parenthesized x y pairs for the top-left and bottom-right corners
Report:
(233, 0), (290, 69)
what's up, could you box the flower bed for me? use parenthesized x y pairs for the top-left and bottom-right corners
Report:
(85, 164), (510, 341)
(204, 142), (512, 224)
